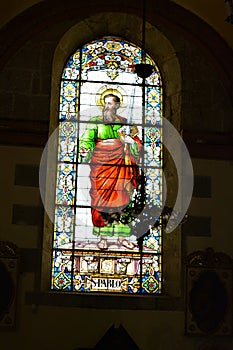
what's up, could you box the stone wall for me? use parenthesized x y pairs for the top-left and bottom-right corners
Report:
(0, 2), (232, 350)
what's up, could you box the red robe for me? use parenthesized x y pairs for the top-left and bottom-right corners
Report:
(90, 137), (141, 227)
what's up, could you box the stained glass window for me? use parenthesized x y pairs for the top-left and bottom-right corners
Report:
(51, 37), (163, 294)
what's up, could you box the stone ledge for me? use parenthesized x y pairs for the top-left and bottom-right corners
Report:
(25, 291), (184, 310)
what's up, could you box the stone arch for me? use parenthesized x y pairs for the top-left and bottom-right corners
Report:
(50, 13), (181, 130)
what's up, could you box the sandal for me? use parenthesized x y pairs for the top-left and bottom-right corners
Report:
(97, 239), (108, 250)
(118, 239), (136, 250)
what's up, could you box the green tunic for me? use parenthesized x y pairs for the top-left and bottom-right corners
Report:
(79, 116), (139, 162)
(78, 116), (140, 237)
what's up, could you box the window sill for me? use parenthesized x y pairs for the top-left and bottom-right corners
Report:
(25, 291), (184, 310)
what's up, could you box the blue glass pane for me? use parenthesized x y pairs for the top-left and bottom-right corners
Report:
(51, 250), (73, 290)
(60, 81), (78, 116)
(62, 51), (80, 80)
(56, 163), (76, 205)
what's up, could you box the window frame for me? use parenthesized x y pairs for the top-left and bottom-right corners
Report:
(39, 15), (183, 305)
(52, 36), (163, 294)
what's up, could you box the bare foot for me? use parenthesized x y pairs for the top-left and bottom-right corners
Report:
(97, 238), (108, 250)
(117, 237), (136, 250)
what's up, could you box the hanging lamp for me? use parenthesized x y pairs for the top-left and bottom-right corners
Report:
(134, 0), (154, 78)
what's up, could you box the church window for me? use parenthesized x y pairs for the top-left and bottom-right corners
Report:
(51, 37), (163, 294)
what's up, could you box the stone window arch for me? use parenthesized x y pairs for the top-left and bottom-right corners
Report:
(40, 13), (182, 302)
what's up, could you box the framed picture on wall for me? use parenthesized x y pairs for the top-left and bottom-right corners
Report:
(0, 241), (19, 329)
(185, 248), (233, 336)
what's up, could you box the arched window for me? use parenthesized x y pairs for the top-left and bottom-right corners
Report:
(51, 36), (163, 294)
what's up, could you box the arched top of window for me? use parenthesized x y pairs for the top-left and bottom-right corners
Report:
(59, 36), (162, 125)
(62, 36), (161, 84)
(50, 36), (164, 294)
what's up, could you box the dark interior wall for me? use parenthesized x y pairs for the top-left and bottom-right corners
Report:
(0, 0), (232, 134)
(0, 1), (233, 350)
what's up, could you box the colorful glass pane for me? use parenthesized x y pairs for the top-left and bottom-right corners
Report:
(55, 163), (76, 205)
(52, 250), (72, 290)
(58, 121), (78, 162)
(62, 51), (80, 80)
(52, 37), (163, 294)
(54, 206), (74, 248)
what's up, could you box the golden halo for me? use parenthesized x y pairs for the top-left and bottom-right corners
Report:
(96, 85), (126, 109)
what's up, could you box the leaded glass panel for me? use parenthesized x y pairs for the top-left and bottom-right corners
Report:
(52, 36), (163, 294)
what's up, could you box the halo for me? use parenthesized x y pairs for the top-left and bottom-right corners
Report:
(96, 85), (127, 109)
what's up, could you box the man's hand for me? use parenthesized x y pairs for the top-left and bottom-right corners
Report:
(130, 125), (139, 138)
(80, 147), (90, 157)
(124, 135), (135, 145)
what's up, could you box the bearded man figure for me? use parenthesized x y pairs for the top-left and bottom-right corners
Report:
(79, 93), (142, 250)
